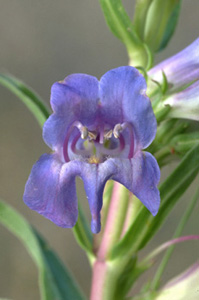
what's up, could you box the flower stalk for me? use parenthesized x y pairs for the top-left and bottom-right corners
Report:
(90, 182), (143, 300)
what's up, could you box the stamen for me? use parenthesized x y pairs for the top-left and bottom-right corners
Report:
(80, 127), (88, 139)
(71, 132), (81, 153)
(88, 131), (98, 141)
(63, 121), (89, 162)
(104, 129), (113, 140)
(73, 121), (88, 139)
(113, 122), (134, 158)
(63, 121), (134, 163)
(113, 124), (123, 138)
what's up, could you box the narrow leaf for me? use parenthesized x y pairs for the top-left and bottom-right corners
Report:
(35, 232), (86, 299)
(0, 200), (85, 300)
(0, 73), (50, 127)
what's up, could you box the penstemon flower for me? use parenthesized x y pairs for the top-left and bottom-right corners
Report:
(149, 38), (199, 91)
(1, 1), (199, 299)
(23, 66), (160, 234)
(148, 38), (199, 121)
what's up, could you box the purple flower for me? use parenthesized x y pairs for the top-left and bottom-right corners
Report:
(149, 38), (199, 91)
(23, 66), (160, 234)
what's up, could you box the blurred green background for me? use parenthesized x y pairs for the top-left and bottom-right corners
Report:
(0, 1), (199, 299)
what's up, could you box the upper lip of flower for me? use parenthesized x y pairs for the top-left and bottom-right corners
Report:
(23, 66), (160, 234)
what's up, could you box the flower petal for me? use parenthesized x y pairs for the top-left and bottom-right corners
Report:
(164, 80), (199, 121)
(79, 161), (117, 234)
(23, 154), (78, 228)
(149, 38), (199, 91)
(43, 74), (99, 150)
(110, 151), (160, 216)
(99, 66), (157, 149)
(24, 155), (118, 234)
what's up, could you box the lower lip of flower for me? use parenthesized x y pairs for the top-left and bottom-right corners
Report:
(63, 121), (135, 163)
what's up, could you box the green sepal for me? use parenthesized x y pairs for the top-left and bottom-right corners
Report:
(154, 103), (171, 123)
(0, 200), (86, 300)
(0, 73), (50, 128)
(133, 0), (154, 40)
(110, 144), (199, 259)
(171, 132), (199, 155)
(99, 0), (153, 69)
(158, 0), (182, 51)
(144, 0), (182, 52)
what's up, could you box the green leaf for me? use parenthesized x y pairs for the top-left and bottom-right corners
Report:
(0, 200), (86, 300)
(111, 144), (199, 259)
(35, 232), (86, 299)
(0, 73), (50, 128)
(99, 0), (153, 69)
(144, 0), (182, 52)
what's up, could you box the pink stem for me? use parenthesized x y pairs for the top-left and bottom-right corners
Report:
(90, 182), (129, 300)
(90, 261), (109, 300)
(97, 182), (126, 260)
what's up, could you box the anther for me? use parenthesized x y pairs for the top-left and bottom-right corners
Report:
(104, 129), (113, 140)
(88, 131), (98, 141)
(113, 123), (130, 138)
(80, 126), (88, 139)
(73, 121), (88, 139)
(113, 124), (123, 138)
